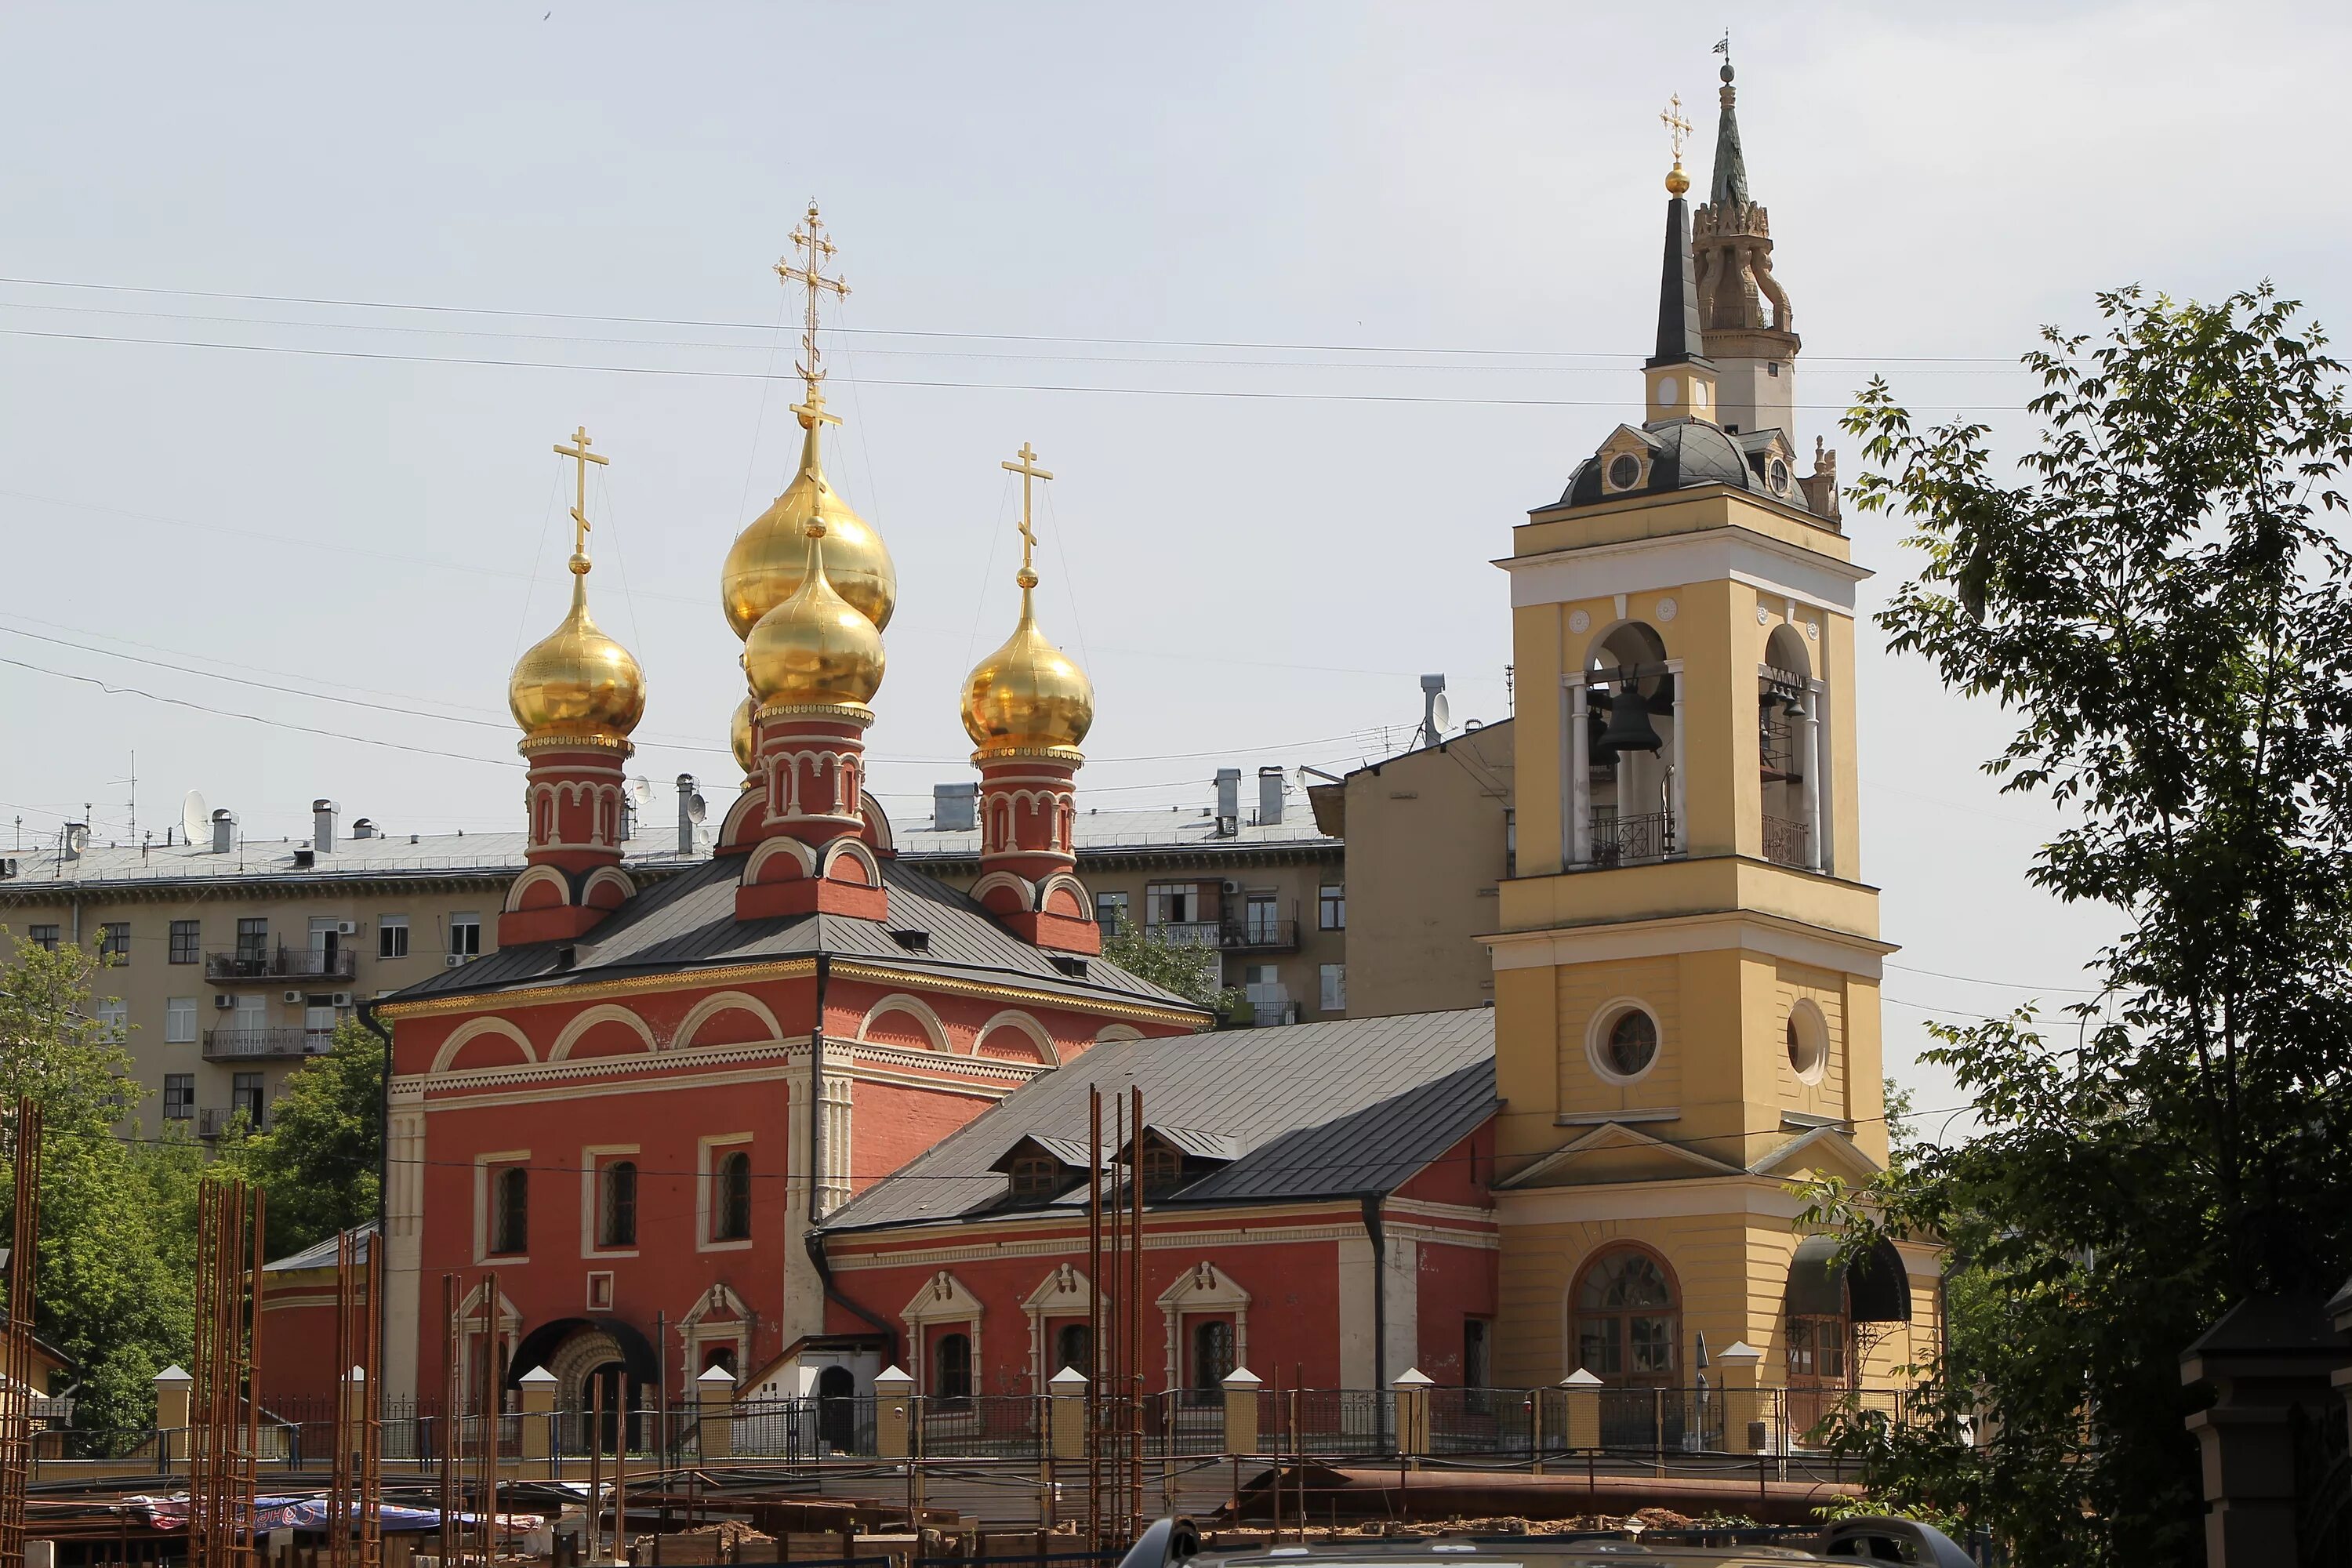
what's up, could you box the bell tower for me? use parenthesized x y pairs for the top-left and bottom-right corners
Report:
(1483, 88), (1922, 1394)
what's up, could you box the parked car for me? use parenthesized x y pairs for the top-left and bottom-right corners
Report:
(1117, 1516), (1976, 1568)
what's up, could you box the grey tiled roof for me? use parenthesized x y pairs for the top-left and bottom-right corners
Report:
(0, 828), (708, 895)
(264, 1221), (376, 1272)
(822, 1008), (1497, 1231)
(379, 855), (1199, 1016)
(896, 808), (1337, 862)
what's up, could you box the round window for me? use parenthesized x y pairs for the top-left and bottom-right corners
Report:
(1601, 1007), (1657, 1079)
(1606, 453), (1642, 491)
(1787, 1005), (1827, 1082)
(1769, 458), (1791, 493)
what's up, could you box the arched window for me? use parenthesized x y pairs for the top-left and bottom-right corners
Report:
(599, 1160), (637, 1248)
(492, 1167), (528, 1256)
(1189, 1319), (1234, 1404)
(1140, 1143), (1184, 1196)
(1759, 622), (1816, 869)
(1010, 1154), (1063, 1202)
(1572, 1248), (1679, 1383)
(934, 1332), (972, 1403)
(714, 1150), (752, 1242)
(1581, 621), (1676, 866)
(1054, 1323), (1091, 1378)
(702, 1345), (737, 1376)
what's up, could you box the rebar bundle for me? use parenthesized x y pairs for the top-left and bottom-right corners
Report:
(1084, 1086), (1147, 1550)
(190, 1179), (266, 1568)
(327, 1232), (382, 1568)
(0, 1097), (44, 1568)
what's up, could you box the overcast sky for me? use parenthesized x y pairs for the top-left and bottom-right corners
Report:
(3, 2), (2339, 1118)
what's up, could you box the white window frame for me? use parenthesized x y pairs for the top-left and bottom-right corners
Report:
(1586, 997), (1664, 1086)
(448, 913), (482, 958)
(95, 998), (129, 1040)
(474, 1149), (532, 1265)
(379, 915), (410, 960)
(1319, 963), (1347, 1013)
(696, 1134), (755, 1254)
(165, 996), (198, 1044)
(580, 1143), (643, 1259)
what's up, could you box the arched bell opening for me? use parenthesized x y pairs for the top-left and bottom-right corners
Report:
(1571, 622), (1682, 868)
(1759, 623), (1819, 869)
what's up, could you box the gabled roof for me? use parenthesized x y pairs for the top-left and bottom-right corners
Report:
(376, 855), (1200, 1019)
(989, 1134), (1098, 1173)
(1497, 1122), (1741, 1189)
(264, 1220), (377, 1272)
(1137, 1124), (1242, 1163)
(822, 1009), (1497, 1232)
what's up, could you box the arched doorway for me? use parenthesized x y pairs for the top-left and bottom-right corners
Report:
(815, 1365), (857, 1454)
(515, 1319), (661, 1455)
(1569, 1246), (1682, 1450)
(1784, 1236), (1911, 1443)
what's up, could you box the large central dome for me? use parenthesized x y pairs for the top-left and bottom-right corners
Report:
(720, 419), (896, 638)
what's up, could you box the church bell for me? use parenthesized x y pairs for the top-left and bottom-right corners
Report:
(1593, 681), (1664, 757)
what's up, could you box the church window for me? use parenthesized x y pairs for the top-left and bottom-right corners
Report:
(1606, 452), (1642, 491)
(714, 1149), (752, 1241)
(1572, 1248), (1679, 1381)
(933, 1332), (972, 1403)
(1319, 884), (1345, 931)
(492, 1167), (528, 1256)
(1593, 1005), (1658, 1081)
(599, 1160), (637, 1248)
(1009, 1153), (1063, 1202)
(1054, 1323), (1091, 1377)
(1189, 1319), (1234, 1404)
(702, 1345), (737, 1376)
(1786, 1000), (1828, 1083)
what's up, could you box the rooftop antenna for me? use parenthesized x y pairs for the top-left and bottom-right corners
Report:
(1418, 674), (1450, 749)
(181, 790), (208, 851)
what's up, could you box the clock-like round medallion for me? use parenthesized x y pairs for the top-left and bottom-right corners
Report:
(1568, 610), (1592, 633)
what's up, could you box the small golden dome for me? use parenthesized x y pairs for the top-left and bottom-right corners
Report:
(730, 693), (757, 777)
(1665, 159), (1690, 196)
(720, 420), (896, 638)
(744, 520), (885, 710)
(509, 557), (647, 745)
(962, 570), (1093, 756)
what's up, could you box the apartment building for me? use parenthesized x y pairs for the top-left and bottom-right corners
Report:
(0, 794), (708, 1136)
(899, 766), (1350, 1023)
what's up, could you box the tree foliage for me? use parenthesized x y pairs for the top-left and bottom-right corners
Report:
(211, 1018), (383, 1258)
(1098, 918), (1242, 1022)
(1800, 285), (2352, 1563)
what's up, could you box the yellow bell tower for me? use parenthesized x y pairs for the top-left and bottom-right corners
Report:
(1483, 81), (1936, 1404)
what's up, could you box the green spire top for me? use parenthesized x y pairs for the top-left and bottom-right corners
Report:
(1709, 47), (1749, 209)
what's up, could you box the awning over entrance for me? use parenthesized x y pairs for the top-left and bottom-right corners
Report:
(504, 1316), (661, 1390)
(1785, 1235), (1911, 1323)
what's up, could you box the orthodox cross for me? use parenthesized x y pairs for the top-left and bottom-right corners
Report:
(1000, 441), (1054, 575)
(552, 424), (609, 558)
(777, 201), (849, 428)
(1660, 95), (1691, 164)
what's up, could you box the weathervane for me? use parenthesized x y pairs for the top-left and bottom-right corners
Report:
(553, 424), (609, 564)
(776, 201), (849, 430)
(1000, 441), (1054, 585)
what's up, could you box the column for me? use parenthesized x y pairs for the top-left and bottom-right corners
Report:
(1715, 1341), (1767, 1453)
(1221, 1367), (1261, 1456)
(873, 1367), (913, 1460)
(695, 1365), (737, 1461)
(153, 1364), (192, 1462)
(1565, 680), (1590, 868)
(519, 1366), (556, 1461)
(1803, 677), (1828, 873)
(1560, 1368), (1602, 1452)
(1391, 1368), (1432, 1459)
(1666, 659), (1686, 856)
(383, 1089), (426, 1404)
(1047, 1367), (1087, 1461)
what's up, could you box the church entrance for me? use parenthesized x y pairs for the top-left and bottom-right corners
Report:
(816, 1365), (857, 1453)
(584, 1360), (637, 1454)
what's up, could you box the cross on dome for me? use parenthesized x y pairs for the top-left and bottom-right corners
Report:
(1001, 440), (1054, 580)
(775, 201), (850, 412)
(552, 423), (609, 564)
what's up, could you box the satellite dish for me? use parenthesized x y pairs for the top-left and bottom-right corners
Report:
(1430, 691), (1452, 734)
(628, 775), (655, 813)
(180, 790), (207, 845)
(688, 793), (708, 824)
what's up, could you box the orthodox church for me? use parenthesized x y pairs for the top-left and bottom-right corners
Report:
(339, 67), (1937, 1425)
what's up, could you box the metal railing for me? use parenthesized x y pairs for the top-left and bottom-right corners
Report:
(204, 944), (358, 982)
(729, 1395), (877, 1459)
(196, 1105), (261, 1138)
(1143, 917), (1301, 953)
(201, 1026), (335, 1061)
(1762, 814), (1810, 869)
(1265, 1388), (1390, 1455)
(914, 1394), (1041, 1457)
(1589, 809), (1676, 866)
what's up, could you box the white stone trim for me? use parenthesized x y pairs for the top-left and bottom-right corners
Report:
(503, 864), (572, 915)
(431, 1017), (536, 1074)
(974, 1007), (1058, 1066)
(673, 989), (786, 1049)
(859, 993), (951, 1054)
(1498, 524), (1871, 612)
(1155, 1261), (1250, 1393)
(744, 835), (817, 884)
(697, 1132), (757, 1254)
(548, 1003), (659, 1062)
(1483, 909), (1894, 978)
(579, 1142), (642, 1260)
(1584, 996), (1662, 1087)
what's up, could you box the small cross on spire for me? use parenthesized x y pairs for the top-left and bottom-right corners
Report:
(552, 424), (610, 563)
(1661, 94), (1691, 164)
(775, 201), (851, 416)
(1000, 440), (1054, 579)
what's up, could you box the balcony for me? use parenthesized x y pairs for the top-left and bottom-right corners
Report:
(197, 1105), (263, 1138)
(1142, 917), (1301, 954)
(1588, 810), (1676, 867)
(1762, 814), (1811, 869)
(205, 944), (358, 982)
(203, 1027), (335, 1062)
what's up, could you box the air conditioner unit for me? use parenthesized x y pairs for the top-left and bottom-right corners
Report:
(331, 992), (353, 1008)
(444, 954), (464, 969)
(213, 995), (235, 1011)
(1221, 880), (1240, 895)
(281, 989), (302, 1004)
(336, 920), (358, 937)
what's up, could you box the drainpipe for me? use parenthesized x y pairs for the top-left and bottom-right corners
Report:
(804, 1229), (899, 1369)
(1360, 1196), (1388, 1400)
(808, 955), (829, 1226)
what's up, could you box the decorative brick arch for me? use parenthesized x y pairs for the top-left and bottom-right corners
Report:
(549, 1004), (659, 1062)
(743, 835), (817, 885)
(860, 993), (950, 1054)
(975, 1008), (1057, 1066)
(504, 864), (572, 914)
(582, 866), (637, 909)
(822, 837), (881, 887)
(433, 1017), (536, 1074)
(674, 990), (785, 1049)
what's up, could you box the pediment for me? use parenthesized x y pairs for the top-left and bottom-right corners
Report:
(1497, 1121), (1740, 1189)
(1750, 1124), (1882, 1185)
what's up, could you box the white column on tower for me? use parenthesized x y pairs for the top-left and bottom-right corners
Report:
(1666, 659), (1687, 856)
(1566, 680), (1591, 868)
(1804, 676), (1828, 873)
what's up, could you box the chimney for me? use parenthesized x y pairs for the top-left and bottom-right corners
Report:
(1214, 768), (1242, 837)
(350, 818), (377, 840)
(211, 809), (235, 855)
(1258, 766), (1285, 826)
(677, 774), (702, 858)
(933, 782), (978, 833)
(312, 799), (339, 855)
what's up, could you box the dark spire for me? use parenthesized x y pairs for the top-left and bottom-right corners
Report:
(1710, 60), (1749, 209)
(1647, 191), (1708, 368)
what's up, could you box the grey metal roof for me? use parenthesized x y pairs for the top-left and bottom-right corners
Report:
(1145, 1124), (1243, 1162)
(897, 807), (1336, 863)
(379, 853), (1200, 1016)
(822, 1008), (1497, 1231)
(0, 827), (710, 897)
(264, 1221), (376, 1273)
(988, 1134), (1098, 1172)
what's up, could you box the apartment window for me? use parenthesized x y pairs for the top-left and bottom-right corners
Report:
(232, 1071), (265, 1129)
(492, 1167), (529, 1255)
(165, 996), (198, 1044)
(27, 925), (59, 952)
(95, 998), (129, 1040)
(599, 1160), (638, 1248)
(448, 913), (481, 959)
(1319, 963), (1347, 1013)
(1243, 964), (1287, 1027)
(1319, 884), (1346, 931)
(100, 922), (130, 961)
(235, 918), (268, 962)
(713, 1149), (752, 1242)
(1243, 891), (1280, 943)
(378, 915), (409, 960)
(169, 920), (201, 964)
(1094, 890), (1129, 933)
(1144, 883), (1195, 928)
(162, 1074), (195, 1120)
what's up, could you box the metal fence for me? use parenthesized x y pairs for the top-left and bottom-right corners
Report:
(731, 1396), (878, 1460)
(915, 1396), (1043, 1458)
(1265, 1389), (1389, 1456)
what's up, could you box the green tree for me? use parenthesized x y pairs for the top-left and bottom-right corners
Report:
(0, 931), (200, 1434)
(1098, 919), (1241, 1022)
(212, 1018), (383, 1257)
(1799, 285), (2352, 1563)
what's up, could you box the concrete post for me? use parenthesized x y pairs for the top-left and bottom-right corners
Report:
(1391, 1367), (1432, 1458)
(2181, 1296), (2347, 1568)
(518, 1366), (556, 1461)
(695, 1365), (736, 1461)
(873, 1366), (913, 1461)
(1047, 1366), (1087, 1461)
(1220, 1366), (1261, 1456)
(153, 1363), (192, 1465)
(1559, 1368), (1602, 1452)
(1715, 1342), (1767, 1453)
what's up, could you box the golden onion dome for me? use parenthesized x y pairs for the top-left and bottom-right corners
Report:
(744, 518), (885, 710)
(962, 568), (1093, 756)
(729, 693), (757, 779)
(720, 419), (896, 638)
(508, 557), (647, 745)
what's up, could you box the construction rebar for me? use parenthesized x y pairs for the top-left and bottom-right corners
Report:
(327, 1231), (383, 1568)
(0, 1097), (44, 1568)
(190, 1178), (265, 1568)
(438, 1275), (459, 1568)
